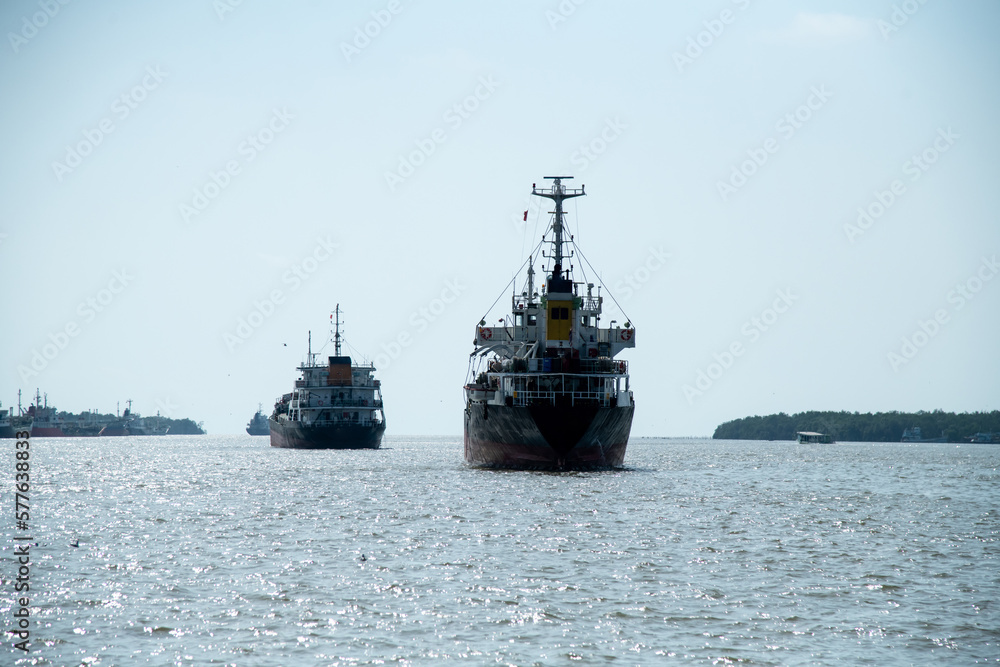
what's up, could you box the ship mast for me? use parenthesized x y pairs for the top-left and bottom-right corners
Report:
(532, 176), (585, 280)
(333, 304), (342, 357)
(527, 257), (535, 299)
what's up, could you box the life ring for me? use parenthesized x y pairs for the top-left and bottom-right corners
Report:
(318, 399), (324, 406)
(620, 329), (633, 341)
(480, 327), (493, 340)
(588, 347), (598, 358)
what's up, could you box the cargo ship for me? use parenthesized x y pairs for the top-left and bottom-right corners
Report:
(62, 411), (108, 437)
(901, 427), (947, 443)
(99, 400), (134, 436)
(463, 177), (636, 469)
(28, 390), (66, 437)
(246, 404), (269, 435)
(128, 412), (170, 436)
(269, 306), (386, 449)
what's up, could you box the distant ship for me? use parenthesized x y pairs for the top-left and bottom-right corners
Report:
(99, 401), (134, 436)
(797, 431), (834, 444)
(463, 177), (636, 469)
(269, 306), (386, 449)
(61, 412), (105, 437)
(901, 427), (947, 443)
(128, 412), (170, 436)
(0, 402), (14, 439)
(246, 404), (269, 435)
(28, 390), (66, 437)
(95, 400), (170, 436)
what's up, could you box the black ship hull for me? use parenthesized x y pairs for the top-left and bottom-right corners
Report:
(464, 402), (633, 469)
(269, 418), (385, 450)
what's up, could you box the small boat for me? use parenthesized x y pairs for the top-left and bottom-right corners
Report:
(797, 431), (833, 444)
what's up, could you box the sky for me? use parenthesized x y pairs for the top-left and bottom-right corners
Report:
(2, 0), (998, 437)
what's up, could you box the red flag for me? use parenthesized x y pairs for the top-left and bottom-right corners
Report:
(523, 210), (528, 221)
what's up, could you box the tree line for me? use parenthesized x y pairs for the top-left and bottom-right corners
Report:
(712, 410), (1000, 442)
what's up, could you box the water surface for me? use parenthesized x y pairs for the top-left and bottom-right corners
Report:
(6, 436), (998, 665)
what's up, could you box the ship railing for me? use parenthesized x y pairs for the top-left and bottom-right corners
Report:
(507, 388), (616, 408)
(293, 379), (382, 389)
(308, 419), (383, 427)
(307, 414), (384, 425)
(492, 371), (624, 408)
(323, 398), (382, 408)
(495, 359), (627, 374)
(491, 371), (624, 385)
(293, 400), (383, 410)
(577, 358), (628, 374)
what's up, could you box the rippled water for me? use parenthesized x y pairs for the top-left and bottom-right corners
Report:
(5, 436), (998, 665)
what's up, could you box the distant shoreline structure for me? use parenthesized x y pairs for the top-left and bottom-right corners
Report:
(714, 410), (1000, 443)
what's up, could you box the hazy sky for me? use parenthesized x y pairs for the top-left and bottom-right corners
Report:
(2, 1), (998, 436)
